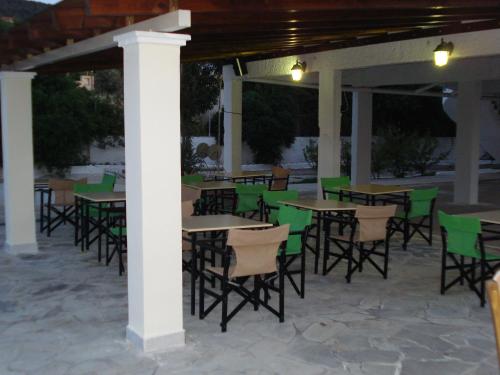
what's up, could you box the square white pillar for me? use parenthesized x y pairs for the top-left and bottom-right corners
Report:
(454, 81), (482, 204)
(222, 65), (242, 174)
(317, 69), (342, 197)
(114, 31), (190, 352)
(351, 91), (373, 185)
(0, 71), (38, 255)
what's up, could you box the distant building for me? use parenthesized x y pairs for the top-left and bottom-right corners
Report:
(0, 16), (14, 24)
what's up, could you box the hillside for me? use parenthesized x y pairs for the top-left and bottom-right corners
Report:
(0, 0), (49, 21)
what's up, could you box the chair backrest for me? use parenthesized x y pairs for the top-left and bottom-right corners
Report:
(182, 200), (194, 218)
(355, 205), (397, 242)
(235, 183), (268, 212)
(438, 210), (482, 257)
(277, 205), (312, 254)
(487, 271), (500, 367)
(49, 178), (87, 205)
(321, 176), (350, 200)
(182, 185), (201, 202)
(227, 224), (290, 277)
(74, 182), (114, 194)
(181, 174), (204, 184)
(263, 190), (299, 223)
(101, 172), (117, 187)
(408, 187), (439, 218)
(270, 166), (290, 191)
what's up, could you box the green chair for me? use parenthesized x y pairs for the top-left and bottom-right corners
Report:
(277, 205), (312, 298)
(74, 182), (115, 258)
(234, 183), (268, 219)
(321, 177), (350, 201)
(182, 174), (204, 184)
(263, 190), (299, 224)
(101, 172), (117, 187)
(390, 187), (439, 249)
(105, 209), (127, 276)
(438, 211), (500, 307)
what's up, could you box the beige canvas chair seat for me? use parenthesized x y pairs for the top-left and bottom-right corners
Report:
(201, 224), (290, 332)
(323, 205), (397, 282)
(182, 185), (201, 202)
(182, 200), (194, 252)
(49, 178), (87, 206)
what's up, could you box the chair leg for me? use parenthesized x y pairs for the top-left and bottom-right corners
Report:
(460, 256), (465, 285)
(221, 279), (229, 332)
(279, 253), (285, 323)
(440, 252), (447, 295)
(383, 239), (390, 279)
(253, 276), (260, 311)
(300, 249), (306, 299)
(346, 243), (354, 284)
(480, 259), (486, 307)
(358, 243), (364, 272)
(403, 219), (409, 250)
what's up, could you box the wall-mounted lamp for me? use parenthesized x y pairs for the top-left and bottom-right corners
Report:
(291, 60), (306, 81)
(433, 38), (454, 67)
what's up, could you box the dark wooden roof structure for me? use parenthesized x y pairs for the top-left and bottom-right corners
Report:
(1, 0), (500, 72)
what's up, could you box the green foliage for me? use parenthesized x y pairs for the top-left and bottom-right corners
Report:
(0, 19), (13, 32)
(243, 84), (296, 164)
(371, 127), (447, 178)
(32, 74), (122, 175)
(181, 63), (221, 136)
(303, 139), (318, 170)
(408, 134), (450, 175)
(341, 139), (351, 176)
(0, 0), (48, 21)
(181, 136), (205, 174)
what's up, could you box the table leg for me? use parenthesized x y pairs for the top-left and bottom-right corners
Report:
(80, 198), (85, 252)
(191, 232), (197, 316)
(74, 196), (79, 246)
(85, 201), (90, 251)
(314, 211), (322, 274)
(39, 189), (44, 233)
(98, 202), (102, 262)
(199, 234), (206, 319)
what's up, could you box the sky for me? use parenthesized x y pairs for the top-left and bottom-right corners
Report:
(34, 0), (60, 4)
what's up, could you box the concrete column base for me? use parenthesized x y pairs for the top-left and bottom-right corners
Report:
(126, 325), (185, 352)
(3, 242), (38, 255)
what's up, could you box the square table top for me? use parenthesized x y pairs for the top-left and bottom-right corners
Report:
(280, 199), (358, 212)
(74, 191), (126, 203)
(183, 214), (273, 233)
(340, 184), (413, 195)
(182, 181), (237, 191)
(460, 210), (500, 225)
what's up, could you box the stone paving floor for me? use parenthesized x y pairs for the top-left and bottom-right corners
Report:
(1, 221), (499, 375)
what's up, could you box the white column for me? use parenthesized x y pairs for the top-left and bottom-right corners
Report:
(351, 91), (373, 185)
(0, 72), (38, 255)
(317, 69), (342, 197)
(114, 31), (190, 352)
(222, 65), (242, 174)
(454, 81), (482, 204)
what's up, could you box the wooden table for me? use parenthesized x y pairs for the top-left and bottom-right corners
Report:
(213, 171), (271, 184)
(338, 184), (413, 205)
(280, 199), (358, 274)
(182, 214), (272, 317)
(182, 181), (236, 214)
(74, 191), (126, 258)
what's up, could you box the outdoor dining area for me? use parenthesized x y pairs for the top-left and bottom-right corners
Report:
(35, 167), (500, 339)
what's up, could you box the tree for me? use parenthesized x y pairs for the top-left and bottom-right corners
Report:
(408, 133), (450, 175)
(32, 74), (122, 174)
(242, 83), (296, 164)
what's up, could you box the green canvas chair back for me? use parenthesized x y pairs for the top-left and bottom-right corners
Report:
(101, 172), (117, 187)
(407, 187), (439, 218)
(181, 174), (204, 184)
(277, 205), (312, 255)
(438, 210), (482, 258)
(321, 176), (350, 201)
(235, 183), (268, 213)
(263, 190), (299, 224)
(74, 182), (114, 194)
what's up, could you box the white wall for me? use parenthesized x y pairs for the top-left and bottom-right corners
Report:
(86, 136), (458, 170)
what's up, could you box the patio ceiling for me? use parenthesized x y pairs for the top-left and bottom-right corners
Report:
(1, 0), (500, 73)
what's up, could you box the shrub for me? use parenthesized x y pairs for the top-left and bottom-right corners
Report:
(409, 133), (449, 175)
(303, 139), (318, 170)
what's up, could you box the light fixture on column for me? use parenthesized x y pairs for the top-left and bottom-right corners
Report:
(433, 38), (454, 67)
(291, 60), (306, 81)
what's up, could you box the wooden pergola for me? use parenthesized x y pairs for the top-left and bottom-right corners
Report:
(1, 0), (500, 72)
